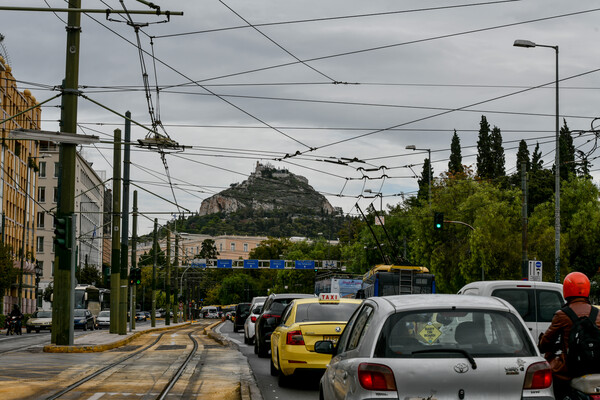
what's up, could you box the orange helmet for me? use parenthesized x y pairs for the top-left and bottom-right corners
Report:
(563, 272), (590, 298)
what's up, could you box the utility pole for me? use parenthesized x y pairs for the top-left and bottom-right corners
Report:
(52, 0), (81, 346)
(151, 218), (157, 328)
(166, 230), (171, 326)
(121, 112), (131, 333)
(131, 190), (138, 330)
(521, 161), (528, 280)
(110, 129), (122, 334)
(174, 232), (179, 322)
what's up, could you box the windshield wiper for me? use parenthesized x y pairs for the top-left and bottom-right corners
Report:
(411, 348), (477, 370)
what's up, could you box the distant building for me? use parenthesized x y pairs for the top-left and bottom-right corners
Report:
(36, 143), (105, 309)
(0, 56), (42, 314)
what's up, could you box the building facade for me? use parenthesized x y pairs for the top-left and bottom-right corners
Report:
(36, 143), (105, 309)
(0, 57), (42, 314)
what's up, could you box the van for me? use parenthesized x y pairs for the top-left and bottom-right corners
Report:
(202, 306), (219, 318)
(458, 280), (564, 342)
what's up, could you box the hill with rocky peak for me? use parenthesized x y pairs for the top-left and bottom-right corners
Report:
(199, 163), (336, 216)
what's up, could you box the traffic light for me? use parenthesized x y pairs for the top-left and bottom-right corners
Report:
(434, 212), (444, 230)
(129, 271), (135, 286)
(54, 215), (71, 250)
(134, 268), (142, 285)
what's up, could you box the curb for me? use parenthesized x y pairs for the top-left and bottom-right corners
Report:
(204, 321), (264, 400)
(42, 322), (191, 353)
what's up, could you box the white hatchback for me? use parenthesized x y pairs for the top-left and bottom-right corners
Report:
(316, 294), (554, 400)
(243, 301), (264, 345)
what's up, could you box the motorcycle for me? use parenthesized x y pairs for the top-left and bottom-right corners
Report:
(565, 374), (600, 400)
(5, 316), (21, 336)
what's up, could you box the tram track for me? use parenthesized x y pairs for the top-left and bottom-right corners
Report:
(44, 324), (204, 400)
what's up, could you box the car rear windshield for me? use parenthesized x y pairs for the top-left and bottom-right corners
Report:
(270, 299), (299, 313)
(374, 309), (536, 358)
(73, 310), (86, 317)
(295, 303), (360, 323)
(99, 311), (110, 317)
(237, 304), (251, 313)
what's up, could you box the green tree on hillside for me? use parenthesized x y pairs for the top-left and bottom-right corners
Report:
(476, 115), (493, 179)
(448, 130), (464, 175)
(0, 243), (17, 296)
(490, 126), (505, 178)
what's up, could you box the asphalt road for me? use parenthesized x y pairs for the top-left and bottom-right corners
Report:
(215, 319), (320, 400)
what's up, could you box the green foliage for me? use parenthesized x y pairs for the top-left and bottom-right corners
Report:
(448, 130), (464, 175)
(0, 242), (17, 295)
(77, 264), (103, 287)
(197, 239), (219, 259)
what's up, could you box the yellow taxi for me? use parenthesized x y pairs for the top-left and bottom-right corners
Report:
(269, 293), (362, 386)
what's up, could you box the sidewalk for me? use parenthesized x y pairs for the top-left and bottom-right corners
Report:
(43, 319), (192, 353)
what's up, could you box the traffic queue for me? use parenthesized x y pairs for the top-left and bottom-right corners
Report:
(217, 273), (600, 400)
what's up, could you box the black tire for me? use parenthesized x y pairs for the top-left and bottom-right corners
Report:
(270, 355), (278, 376)
(257, 339), (268, 358)
(254, 341), (258, 354)
(243, 334), (249, 344)
(26, 327), (31, 334)
(35, 329), (40, 333)
(233, 326), (238, 333)
(278, 369), (290, 388)
(83, 324), (87, 331)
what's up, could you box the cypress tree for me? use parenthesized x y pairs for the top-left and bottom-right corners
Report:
(516, 139), (530, 172)
(490, 126), (505, 178)
(558, 119), (576, 181)
(476, 115), (492, 179)
(448, 130), (464, 175)
(417, 158), (433, 203)
(531, 142), (543, 172)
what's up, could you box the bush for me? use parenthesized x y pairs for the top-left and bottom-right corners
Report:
(0, 314), (5, 328)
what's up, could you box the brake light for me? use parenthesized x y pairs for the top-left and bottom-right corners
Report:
(286, 330), (305, 345)
(262, 314), (279, 319)
(590, 396), (600, 400)
(251, 316), (257, 323)
(523, 361), (552, 390)
(358, 363), (397, 391)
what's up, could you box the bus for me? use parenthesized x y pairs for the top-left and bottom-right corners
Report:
(358, 264), (435, 298)
(74, 284), (106, 320)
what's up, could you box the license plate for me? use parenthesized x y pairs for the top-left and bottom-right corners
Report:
(323, 335), (339, 344)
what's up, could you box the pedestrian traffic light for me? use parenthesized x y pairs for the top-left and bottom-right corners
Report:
(434, 212), (444, 230)
(53, 215), (71, 249)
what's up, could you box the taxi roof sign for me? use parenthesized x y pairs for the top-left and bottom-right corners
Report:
(319, 293), (340, 301)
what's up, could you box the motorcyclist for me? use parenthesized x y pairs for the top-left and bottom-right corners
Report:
(539, 272), (600, 399)
(8, 304), (23, 335)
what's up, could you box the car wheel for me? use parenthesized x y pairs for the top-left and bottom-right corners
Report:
(233, 326), (238, 333)
(278, 368), (290, 388)
(270, 355), (278, 377)
(257, 339), (268, 358)
(36, 329), (40, 333)
(319, 384), (325, 400)
(254, 340), (259, 355)
(26, 327), (31, 333)
(83, 324), (87, 331)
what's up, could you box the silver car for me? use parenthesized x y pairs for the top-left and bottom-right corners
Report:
(316, 294), (554, 400)
(244, 301), (265, 345)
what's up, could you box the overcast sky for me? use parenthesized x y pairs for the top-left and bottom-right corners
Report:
(2, 0), (600, 235)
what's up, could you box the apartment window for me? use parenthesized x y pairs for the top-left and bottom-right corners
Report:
(36, 236), (44, 253)
(53, 187), (58, 203)
(37, 212), (45, 228)
(230, 243), (235, 251)
(243, 243), (248, 252)
(54, 162), (60, 178)
(219, 243), (223, 252)
(37, 186), (46, 202)
(37, 261), (43, 277)
(38, 161), (46, 178)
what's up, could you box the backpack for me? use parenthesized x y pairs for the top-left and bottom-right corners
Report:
(562, 305), (600, 377)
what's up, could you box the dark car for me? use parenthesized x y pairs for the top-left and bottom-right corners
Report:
(233, 303), (251, 333)
(73, 309), (95, 331)
(254, 293), (315, 358)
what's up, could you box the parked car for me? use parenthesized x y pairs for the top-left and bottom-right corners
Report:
(244, 301), (265, 345)
(25, 310), (52, 333)
(135, 311), (147, 321)
(73, 309), (95, 331)
(254, 293), (315, 358)
(97, 310), (110, 329)
(270, 295), (362, 386)
(315, 294), (553, 400)
(458, 280), (564, 342)
(233, 303), (251, 333)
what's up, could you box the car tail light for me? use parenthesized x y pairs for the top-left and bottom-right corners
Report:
(523, 361), (552, 390)
(590, 396), (600, 400)
(250, 316), (257, 323)
(358, 363), (397, 391)
(262, 313), (279, 319)
(286, 330), (305, 345)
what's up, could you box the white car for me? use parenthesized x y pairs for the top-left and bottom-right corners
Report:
(458, 280), (564, 342)
(96, 310), (110, 329)
(316, 294), (554, 400)
(243, 301), (264, 345)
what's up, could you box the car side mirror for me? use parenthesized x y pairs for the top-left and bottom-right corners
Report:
(314, 340), (336, 355)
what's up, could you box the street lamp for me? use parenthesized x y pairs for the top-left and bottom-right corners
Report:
(406, 145), (432, 207)
(513, 39), (560, 283)
(34, 261), (43, 309)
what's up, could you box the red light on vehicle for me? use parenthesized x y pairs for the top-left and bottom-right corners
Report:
(590, 396), (600, 400)
(262, 314), (279, 319)
(286, 330), (305, 345)
(358, 363), (397, 391)
(250, 316), (257, 323)
(523, 361), (552, 390)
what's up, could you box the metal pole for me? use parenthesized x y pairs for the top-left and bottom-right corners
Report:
(18, 164), (29, 310)
(122, 112), (131, 332)
(554, 46), (560, 284)
(166, 231), (171, 326)
(521, 161), (528, 280)
(428, 149), (432, 208)
(151, 218), (157, 327)
(52, 0), (81, 346)
(110, 129), (122, 334)
(131, 190), (137, 329)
